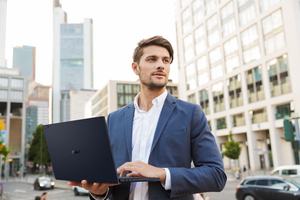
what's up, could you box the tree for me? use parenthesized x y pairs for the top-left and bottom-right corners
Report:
(0, 119), (9, 161)
(223, 132), (241, 160)
(28, 125), (51, 172)
(0, 141), (9, 161)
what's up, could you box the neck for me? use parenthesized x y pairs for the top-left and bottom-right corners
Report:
(138, 85), (166, 111)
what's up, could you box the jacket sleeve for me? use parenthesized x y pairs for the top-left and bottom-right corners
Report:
(169, 105), (227, 198)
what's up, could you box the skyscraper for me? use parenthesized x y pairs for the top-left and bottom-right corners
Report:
(52, 0), (93, 123)
(0, 0), (7, 67)
(13, 46), (36, 80)
(176, 0), (300, 170)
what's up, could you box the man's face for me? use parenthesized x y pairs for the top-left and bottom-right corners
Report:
(132, 45), (171, 90)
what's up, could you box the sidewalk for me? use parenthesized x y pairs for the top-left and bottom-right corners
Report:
(225, 169), (272, 181)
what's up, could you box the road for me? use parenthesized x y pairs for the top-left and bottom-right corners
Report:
(3, 181), (88, 200)
(1, 178), (239, 200)
(207, 179), (239, 200)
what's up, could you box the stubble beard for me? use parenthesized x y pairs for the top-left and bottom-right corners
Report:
(141, 78), (167, 91)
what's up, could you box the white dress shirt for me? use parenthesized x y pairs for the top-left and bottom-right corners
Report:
(129, 90), (171, 200)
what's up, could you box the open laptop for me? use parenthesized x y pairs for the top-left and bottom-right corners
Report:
(44, 116), (160, 183)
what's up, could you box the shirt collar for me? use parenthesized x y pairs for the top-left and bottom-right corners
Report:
(134, 90), (168, 112)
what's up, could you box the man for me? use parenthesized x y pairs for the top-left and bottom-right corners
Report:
(72, 36), (227, 199)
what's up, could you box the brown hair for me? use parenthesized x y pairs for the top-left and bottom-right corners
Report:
(133, 36), (174, 64)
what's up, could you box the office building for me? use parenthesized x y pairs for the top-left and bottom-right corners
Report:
(0, 67), (26, 176)
(52, 0), (93, 122)
(176, 0), (300, 170)
(13, 46), (36, 80)
(25, 82), (50, 144)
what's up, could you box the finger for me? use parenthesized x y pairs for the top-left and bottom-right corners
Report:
(126, 171), (142, 177)
(68, 181), (81, 186)
(81, 180), (92, 190)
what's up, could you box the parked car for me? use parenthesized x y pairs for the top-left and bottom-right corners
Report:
(271, 165), (300, 177)
(72, 186), (89, 196)
(236, 175), (300, 200)
(33, 176), (55, 190)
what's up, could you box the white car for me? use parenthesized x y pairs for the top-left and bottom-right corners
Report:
(72, 186), (89, 196)
(271, 165), (300, 177)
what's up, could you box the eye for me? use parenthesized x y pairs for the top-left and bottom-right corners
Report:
(146, 56), (157, 62)
(163, 58), (171, 64)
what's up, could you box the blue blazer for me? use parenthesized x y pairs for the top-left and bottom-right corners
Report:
(92, 94), (226, 200)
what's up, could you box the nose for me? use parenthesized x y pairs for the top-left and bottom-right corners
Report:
(156, 59), (165, 70)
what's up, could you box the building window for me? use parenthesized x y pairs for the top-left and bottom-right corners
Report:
(186, 63), (197, 90)
(262, 10), (285, 54)
(238, 0), (256, 27)
(207, 14), (220, 47)
(268, 54), (291, 97)
(184, 34), (195, 62)
(181, 0), (191, 9)
(199, 89), (210, 114)
(198, 72), (209, 86)
(0, 78), (8, 88)
(212, 82), (225, 112)
(221, 1), (236, 37)
(117, 84), (139, 108)
(193, 0), (205, 25)
(9, 91), (23, 101)
(241, 25), (260, 63)
(232, 113), (245, 127)
(182, 7), (193, 34)
(10, 79), (24, 89)
(194, 25), (206, 55)
(188, 93), (196, 103)
(224, 37), (240, 72)
(228, 74), (243, 108)
(211, 64), (224, 80)
(0, 90), (8, 99)
(117, 84), (124, 93)
(209, 47), (224, 80)
(246, 66), (264, 103)
(275, 103), (291, 119)
(251, 108), (267, 123)
(260, 0), (281, 13)
(196, 55), (208, 71)
(205, 0), (217, 15)
(216, 117), (227, 130)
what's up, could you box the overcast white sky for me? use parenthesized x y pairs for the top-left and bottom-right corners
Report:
(5, 0), (178, 89)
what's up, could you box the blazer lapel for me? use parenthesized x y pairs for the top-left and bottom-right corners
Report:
(124, 103), (135, 161)
(150, 94), (176, 154)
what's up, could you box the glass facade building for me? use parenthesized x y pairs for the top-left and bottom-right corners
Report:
(13, 46), (36, 80)
(176, 0), (300, 170)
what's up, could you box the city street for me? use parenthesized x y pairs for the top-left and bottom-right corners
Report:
(0, 176), (240, 200)
(2, 181), (88, 200)
(207, 179), (239, 200)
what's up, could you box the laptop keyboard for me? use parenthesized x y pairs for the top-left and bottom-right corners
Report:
(118, 176), (160, 183)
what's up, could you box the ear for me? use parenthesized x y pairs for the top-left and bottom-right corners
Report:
(132, 62), (140, 75)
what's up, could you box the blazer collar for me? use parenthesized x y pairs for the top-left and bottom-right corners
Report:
(123, 94), (177, 160)
(150, 94), (176, 154)
(124, 103), (134, 160)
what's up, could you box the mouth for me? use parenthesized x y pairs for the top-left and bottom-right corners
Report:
(152, 72), (166, 77)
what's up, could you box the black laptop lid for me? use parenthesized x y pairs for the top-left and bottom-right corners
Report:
(44, 117), (119, 183)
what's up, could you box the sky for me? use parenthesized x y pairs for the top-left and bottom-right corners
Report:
(5, 0), (178, 89)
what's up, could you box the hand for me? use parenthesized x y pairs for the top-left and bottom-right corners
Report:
(117, 161), (166, 184)
(68, 180), (116, 196)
